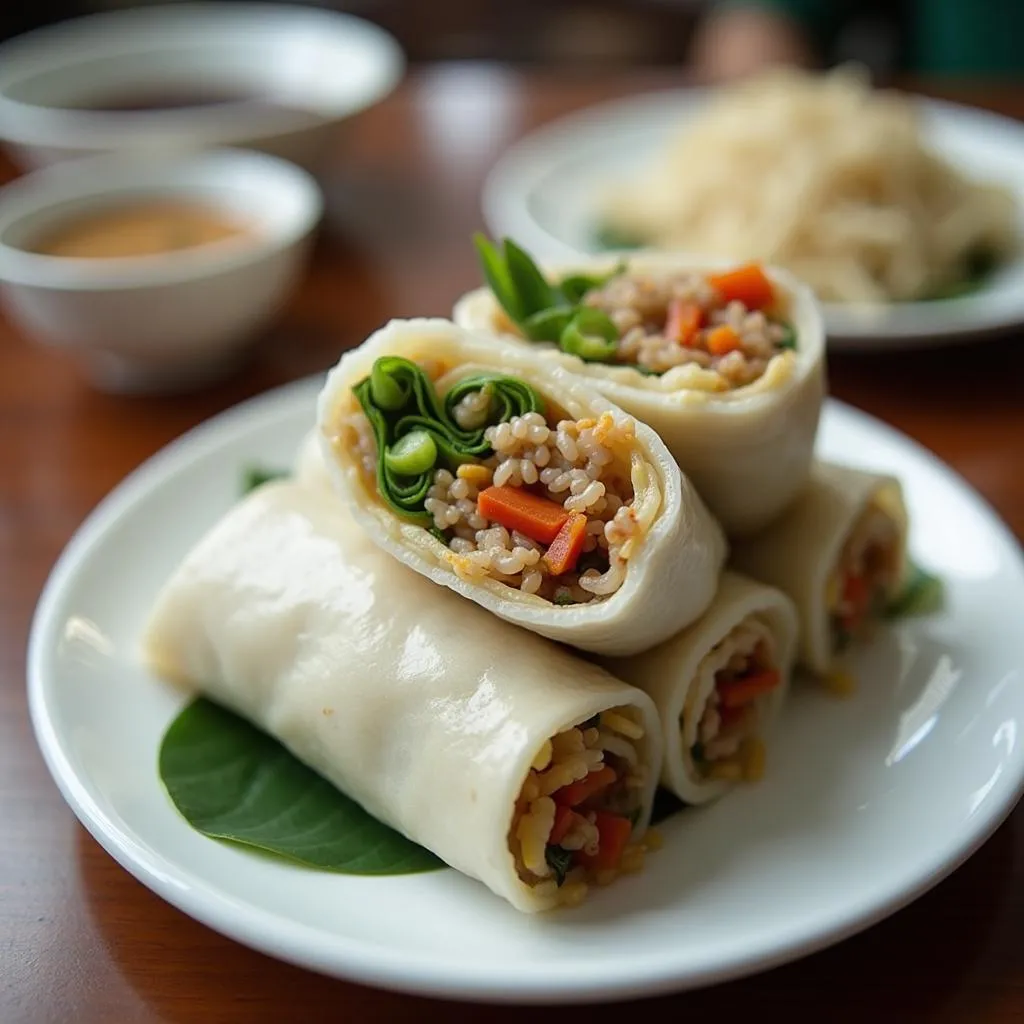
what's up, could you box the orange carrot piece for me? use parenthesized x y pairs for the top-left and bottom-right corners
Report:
(706, 324), (742, 356)
(554, 765), (617, 808)
(718, 669), (781, 709)
(840, 573), (871, 632)
(707, 263), (775, 310)
(549, 804), (578, 846)
(543, 513), (588, 576)
(665, 299), (703, 346)
(477, 485), (570, 544)
(576, 812), (633, 872)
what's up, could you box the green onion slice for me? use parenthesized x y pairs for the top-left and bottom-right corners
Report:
(560, 307), (619, 362)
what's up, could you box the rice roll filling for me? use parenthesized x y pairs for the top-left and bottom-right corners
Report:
(685, 618), (779, 784)
(476, 236), (796, 389)
(828, 500), (901, 653)
(345, 355), (648, 604)
(511, 708), (650, 907)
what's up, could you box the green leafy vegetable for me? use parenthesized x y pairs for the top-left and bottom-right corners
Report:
(553, 592), (576, 606)
(504, 237), (560, 316)
(428, 526), (452, 546)
(471, 234), (628, 364)
(473, 233), (522, 321)
(690, 741), (705, 763)
(160, 698), (444, 875)
(354, 356), (543, 523)
(885, 561), (945, 619)
(545, 843), (574, 887)
(241, 465), (287, 495)
(522, 305), (575, 343)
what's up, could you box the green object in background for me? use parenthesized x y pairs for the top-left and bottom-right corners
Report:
(241, 464), (287, 494)
(726, 0), (1024, 75)
(159, 698), (445, 875)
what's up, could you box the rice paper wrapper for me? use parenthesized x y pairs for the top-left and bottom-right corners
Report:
(453, 252), (826, 536)
(141, 480), (663, 914)
(315, 317), (727, 657)
(601, 571), (798, 805)
(729, 461), (909, 676)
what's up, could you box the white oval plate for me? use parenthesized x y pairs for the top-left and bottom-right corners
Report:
(28, 377), (1024, 1003)
(482, 88), (1024, 349)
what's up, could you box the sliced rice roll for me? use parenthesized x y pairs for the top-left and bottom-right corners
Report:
(453, 244), (826, 536)
(602, 571), (798, 805)
(729, 461), (909, 676)
(142, 479), (663, 913)
(315, 316), (727, 657)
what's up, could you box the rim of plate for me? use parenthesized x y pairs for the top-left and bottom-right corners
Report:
(481, 87), (1024, 350)
(26, 377), (1024, 1003)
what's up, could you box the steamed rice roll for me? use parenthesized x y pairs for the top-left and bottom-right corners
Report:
(453, 244), (826, 536)
(142, 479), (663, 913)
(603, 571), (798, 805)
(730, 461), (909, 676)
(315, 317), (727, 657)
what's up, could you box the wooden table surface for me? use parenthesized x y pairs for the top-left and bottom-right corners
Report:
(2, 65), (1023, 1023)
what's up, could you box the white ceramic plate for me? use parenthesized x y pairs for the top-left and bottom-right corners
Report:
(482, 89), (1024, 349)
(28, 377), (1024, 1003)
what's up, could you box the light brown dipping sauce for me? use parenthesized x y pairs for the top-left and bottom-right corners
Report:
(29, 202), (252, 259)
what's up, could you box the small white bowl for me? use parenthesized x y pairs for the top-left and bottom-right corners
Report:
(0, 148), (323, 393)
(0, 3), (404, 172)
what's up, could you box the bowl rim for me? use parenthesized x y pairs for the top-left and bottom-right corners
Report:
(0, 147), (324, 291)
(0, 2), (405, 149)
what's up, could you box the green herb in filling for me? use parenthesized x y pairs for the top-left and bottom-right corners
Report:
(545, 843), (574, 887)
(353, 355), (543, 524)
(885, 561), (944, 618)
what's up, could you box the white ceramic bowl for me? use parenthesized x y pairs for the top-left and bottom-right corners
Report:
(0, 3), (404, 172)
(0, 148), (323, 393)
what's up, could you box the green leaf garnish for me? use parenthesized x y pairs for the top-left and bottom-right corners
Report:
(159, 698), (444, 875)
(553, 592), (576, 606)
(522, 305), (575, 343)
(504, 237), (560, 317)
(354, 356), (543, 523)
(241, 465), (287, 495)
(885, 561), (945, 619)
(473, 232), (522, 322)
(545, 844), (574, 887)
(471, 234), (629, 365)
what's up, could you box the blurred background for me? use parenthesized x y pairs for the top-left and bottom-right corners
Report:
(6, 0), (1022, 80)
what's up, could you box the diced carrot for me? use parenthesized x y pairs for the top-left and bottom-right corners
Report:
(717, 703), (747, 730)
(477, 485), (570, 545)
(543, 513), (588, 576)
(554, 765), (617, 808)
(706, 324), (742, 356)
(707, 263), (775, 310)
(665, 299), (703, 346)
(840, 573), (870, 632)
(549, 804), (578, 846)
(576, 812), (633, 872)
(718, 669), (781, 709)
